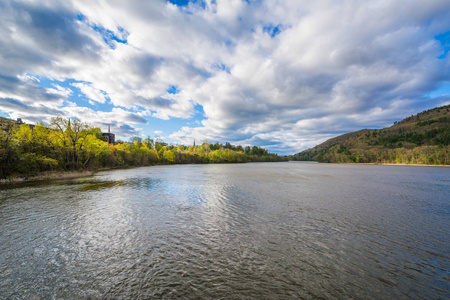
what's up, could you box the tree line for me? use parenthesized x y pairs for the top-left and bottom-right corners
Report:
(0, 117), (286, 179)
(293, 143), (450, 165)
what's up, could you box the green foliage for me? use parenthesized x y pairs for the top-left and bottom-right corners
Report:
(17, 153), (58, 174)
(0, 119), (286, 178)
(294, 105), (450, 165)
(0, 131), (19, 178)
(163, 149), (176, 164)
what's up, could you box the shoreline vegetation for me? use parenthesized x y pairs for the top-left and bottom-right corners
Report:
(1, 105), (449, 185)
(0, 170), (94, 185)
(0, 117), (287, 183)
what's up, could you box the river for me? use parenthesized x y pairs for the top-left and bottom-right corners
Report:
(0, 162), (449, 299)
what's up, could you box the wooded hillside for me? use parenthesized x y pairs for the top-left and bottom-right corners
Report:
(292, 105), (450, 165)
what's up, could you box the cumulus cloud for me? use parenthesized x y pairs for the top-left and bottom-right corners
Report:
(63, 106), (147, 136)
(71, 82), (107, 104)
(170, 0), (450, 152)
(0, 74), (66, 105)
(1, 0), (449, 154)
(0, 97), (63, 123)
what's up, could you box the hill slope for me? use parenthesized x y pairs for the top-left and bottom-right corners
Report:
(292, 105), (450, 165)
(0, 117), (16, 132)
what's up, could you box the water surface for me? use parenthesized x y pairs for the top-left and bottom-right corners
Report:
(0, 162), (449, 299)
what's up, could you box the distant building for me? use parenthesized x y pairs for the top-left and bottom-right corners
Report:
(102, 124), (115, 144)
(13, 118), (34, 129)
(102, 133), (115, 144)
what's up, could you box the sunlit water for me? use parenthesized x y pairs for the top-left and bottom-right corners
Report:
(0, 162), (449, 299)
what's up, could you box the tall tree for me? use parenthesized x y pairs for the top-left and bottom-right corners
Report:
(50, 117), (100, 169)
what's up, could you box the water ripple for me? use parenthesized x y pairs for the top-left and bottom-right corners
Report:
(0, 163), (449, 299)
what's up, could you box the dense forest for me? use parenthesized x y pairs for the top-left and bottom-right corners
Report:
(293, 105), (450, 165)
(0, 117), (286, 179)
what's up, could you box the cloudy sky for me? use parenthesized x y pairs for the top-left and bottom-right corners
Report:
(0, 0), (449, 154)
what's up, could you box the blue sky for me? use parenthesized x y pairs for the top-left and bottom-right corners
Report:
(0, 0), (449, 154)
(32, 76), (206, 144)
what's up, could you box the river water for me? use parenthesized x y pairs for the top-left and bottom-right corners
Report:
(0, 162), (449, 299)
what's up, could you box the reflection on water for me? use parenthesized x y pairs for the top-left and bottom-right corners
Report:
(79, 177), (163, 192)
(0, 163), (449, 299)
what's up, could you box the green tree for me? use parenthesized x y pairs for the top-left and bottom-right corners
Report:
(0, 130), (19, 178)
(163, 149), (176, 164)
(50, 117), (100, 170)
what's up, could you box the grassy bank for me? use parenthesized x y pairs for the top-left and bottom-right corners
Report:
(0, 170), (94, 185)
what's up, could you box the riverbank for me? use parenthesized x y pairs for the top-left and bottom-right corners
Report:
(0, 170), (95, 185)
(293, 161), (449, 167)
(341, 162), (449, 167)
(377, 162), (449, 167)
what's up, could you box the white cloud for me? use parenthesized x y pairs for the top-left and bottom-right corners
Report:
(46, 84), (73, 98)
(71, 82), (107, 104)
(63, 105), (147, 137)
(1, 0), (450, 154)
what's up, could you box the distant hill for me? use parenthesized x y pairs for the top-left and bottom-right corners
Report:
(292, 105), (450, 165)
(0, 117), (16, 132)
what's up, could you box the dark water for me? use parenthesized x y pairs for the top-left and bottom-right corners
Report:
(0, 162), (449, 299)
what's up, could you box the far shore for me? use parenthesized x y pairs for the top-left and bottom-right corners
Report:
(375, 163), (449, 167)
(292, 161), (450, 167)
(339, 162), (449, 167)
